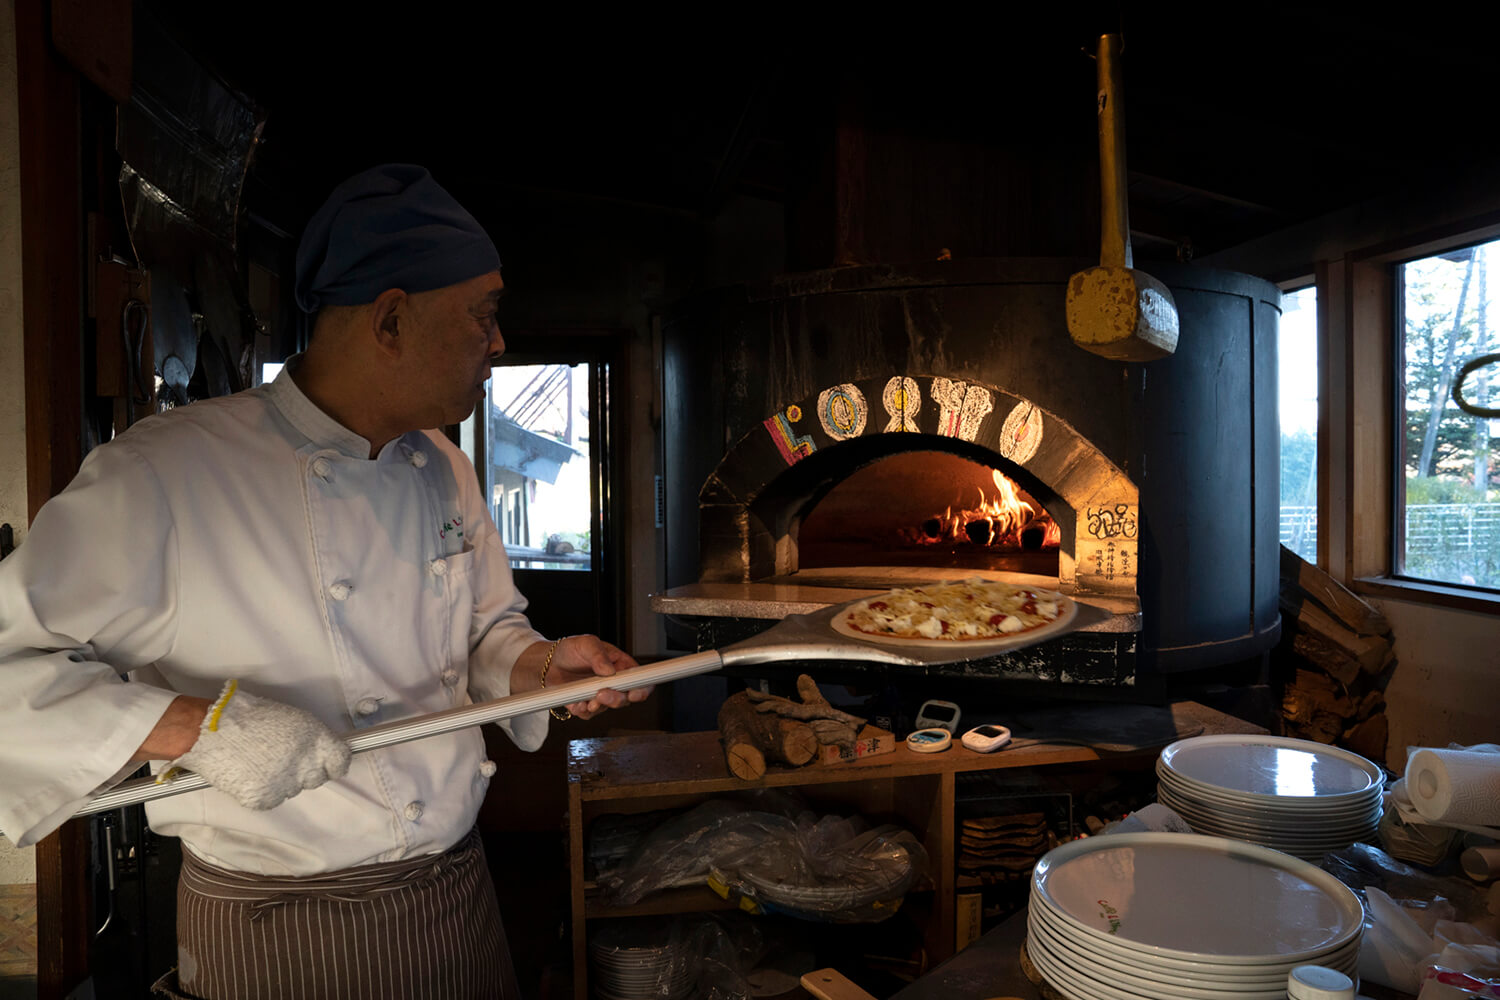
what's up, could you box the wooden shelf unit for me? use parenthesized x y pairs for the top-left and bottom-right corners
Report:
(565, 702), (1263, 1000)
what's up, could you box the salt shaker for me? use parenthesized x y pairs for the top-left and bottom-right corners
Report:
(1287, 965), (1356, 1000)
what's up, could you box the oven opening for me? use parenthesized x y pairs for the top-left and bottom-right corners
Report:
(797, 450), (1068, 579)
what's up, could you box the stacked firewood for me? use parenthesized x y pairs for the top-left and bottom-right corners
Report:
(956, 812), (1057, 884)
(1278, 545), (1394, 762)
(716, 674), (868, 780)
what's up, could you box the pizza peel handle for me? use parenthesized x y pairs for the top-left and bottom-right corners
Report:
(75, 593), (1101, 816)
(74, 650), (727, 816)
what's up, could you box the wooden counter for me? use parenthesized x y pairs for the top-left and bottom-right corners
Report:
(565, 701), (1265, 1000)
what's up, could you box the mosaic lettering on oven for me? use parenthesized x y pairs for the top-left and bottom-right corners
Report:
(998, 400), (1044, 465)
(931, 377), (994, 442)
(763, 405), (816, 466)
(881, 376), (921, 432)
(817, 383), (868, 441)
(1086, 504), (1138, 539)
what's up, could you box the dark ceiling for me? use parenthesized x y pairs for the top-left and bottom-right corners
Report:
(145, 3), (1499, 262)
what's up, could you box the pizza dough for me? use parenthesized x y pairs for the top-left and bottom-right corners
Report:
(837, 577), (1073, 643)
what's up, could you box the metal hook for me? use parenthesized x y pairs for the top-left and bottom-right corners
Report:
(1452, 353), (1500, 418)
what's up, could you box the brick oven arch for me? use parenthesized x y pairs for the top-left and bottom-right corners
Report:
(697, 374), (1139, 597)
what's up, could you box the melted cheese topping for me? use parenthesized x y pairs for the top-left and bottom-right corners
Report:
(844, 577), (1063, 641)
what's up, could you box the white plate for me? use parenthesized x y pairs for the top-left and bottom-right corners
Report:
(829, 585), (1079, 650)
(1026, 916), (1341, 1000)
(1158, 779), (1380, 821)
(1159, 736), (1382, 803)
(1027, 887), (1359, 980)
(1157, 788), (1381, 834)
(1157, 777), (1382, 819)
(1027, 931), (1358, 1000)
(1031, 833), (1364, 964)
(1157, 766), (1382, 810)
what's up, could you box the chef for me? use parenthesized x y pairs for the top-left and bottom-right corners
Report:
(0, 163), (650, 999)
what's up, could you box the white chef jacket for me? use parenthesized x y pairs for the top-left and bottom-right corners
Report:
(0, 366), (549, 874)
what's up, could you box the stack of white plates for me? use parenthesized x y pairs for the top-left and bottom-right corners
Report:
(589, 924), (694, 1000)
(1026, 833), (1364, 1000)
(1156, 735), (1383, 861)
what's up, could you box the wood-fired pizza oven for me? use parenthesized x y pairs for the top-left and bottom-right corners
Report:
(656, 258), (1282, 698)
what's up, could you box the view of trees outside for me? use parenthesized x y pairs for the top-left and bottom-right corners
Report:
(1279, 286), (1319, 562)
(1401, 242), (1499, 589)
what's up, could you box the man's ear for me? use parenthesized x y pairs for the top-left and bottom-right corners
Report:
(370, 288), (407, 358)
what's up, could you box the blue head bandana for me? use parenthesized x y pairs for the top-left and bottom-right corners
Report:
(294, 164), (501, 313)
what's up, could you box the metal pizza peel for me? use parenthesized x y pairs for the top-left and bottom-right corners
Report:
(75, 593), (1108, 816)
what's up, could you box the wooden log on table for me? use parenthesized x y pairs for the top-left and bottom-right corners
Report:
(717, 691), (817, 780)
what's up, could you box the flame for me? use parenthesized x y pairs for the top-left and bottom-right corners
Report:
(914, 468), (1059, 549)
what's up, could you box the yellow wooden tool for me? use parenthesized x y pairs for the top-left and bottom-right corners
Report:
(1066, 33), (1179, 362)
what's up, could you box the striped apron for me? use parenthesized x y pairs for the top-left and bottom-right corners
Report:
(151, 828), (519, 1000)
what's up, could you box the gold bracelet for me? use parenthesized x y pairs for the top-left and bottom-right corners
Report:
(540, 638), (571, 721)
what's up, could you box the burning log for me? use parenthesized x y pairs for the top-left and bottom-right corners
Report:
(1276, 546), (1394, 758)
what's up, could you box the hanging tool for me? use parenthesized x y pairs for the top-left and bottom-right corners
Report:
(1066, 34), (1180, 362)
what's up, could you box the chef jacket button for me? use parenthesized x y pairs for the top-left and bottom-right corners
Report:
(328, 581), (352, 601)
(310, 457), (332, 479)
(441, 669), (459, 687)
(355, 697), (380, 716)
(478, 760), (497, 778)
(408, 450), (427, 468)
(428, 558), (448, 577)
(404, 801), (424, 822)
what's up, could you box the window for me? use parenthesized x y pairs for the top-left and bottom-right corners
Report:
(478, 363), (594, 571)
(460, 334), (625, 643)
(1397, 240), (1500, 591)
(1279, 285), (1319, 562)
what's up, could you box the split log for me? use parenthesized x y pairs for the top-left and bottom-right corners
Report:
(797, 674), (830, 708)
(1289, 630), (1364, 686)
(807, 718), (860, 747)
(1280, 545), (1390, 636)
(717, 692), (817, 780)
(1343, 712), (1388, 764)
(1281, 669), (1354, 744)
(1281, 593), (1390, 675)
(745, 688), (866, 727)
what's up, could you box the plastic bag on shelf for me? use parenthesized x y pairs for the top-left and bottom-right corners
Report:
(707, 811), (929, 923)
(595, 799), (760, 906)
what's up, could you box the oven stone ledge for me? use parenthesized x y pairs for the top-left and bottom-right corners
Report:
(649, 580), (1142, 634)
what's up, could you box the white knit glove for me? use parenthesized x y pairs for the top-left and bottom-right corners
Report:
(170, 680), (352, 810)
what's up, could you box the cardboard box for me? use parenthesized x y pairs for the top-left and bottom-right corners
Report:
(956, 892), (983, 951)
(815, 725), (897, 765)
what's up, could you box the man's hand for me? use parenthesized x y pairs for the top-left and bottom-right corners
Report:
(171, 680), (351, 810)
(536, 635), (653, 721)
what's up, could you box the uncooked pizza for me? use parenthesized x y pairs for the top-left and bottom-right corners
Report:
(839, 578), (1070, 642)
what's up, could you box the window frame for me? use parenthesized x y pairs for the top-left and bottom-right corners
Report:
(1386, 236), (1500, 600)
(1341, 218), (1500, 614)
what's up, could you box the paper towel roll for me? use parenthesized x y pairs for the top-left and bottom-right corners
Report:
(1460, 845), (1500, 881)
(1407, 748), (1500, 826)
